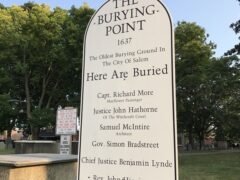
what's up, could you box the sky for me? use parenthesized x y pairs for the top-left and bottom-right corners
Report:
(1, 0), (239, 57)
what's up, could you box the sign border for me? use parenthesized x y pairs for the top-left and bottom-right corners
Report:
(77, 1), (178, 179)
(56, 108), (77, 135)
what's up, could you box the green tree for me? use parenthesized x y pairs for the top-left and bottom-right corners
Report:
(0, 3), (94, 139)
(0, 3), (4, 9)
(175, 21), (216, 149)
(225, 0), (240, 55)
(61, 4), (95, 107)
(176, 21), (240, 149)
(0, 94), (16, 136)
(209, 56), (240, 142)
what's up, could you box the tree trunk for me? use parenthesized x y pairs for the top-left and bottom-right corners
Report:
(198, 131), (205, 150)
(23, 48), (39, 140)
(31, 126), (40, 140)
(46, 80), (59, 108)
(199, 134), (203, 150)
(188, 132), (194, 151)
(38, 74), (51, 109)
(24, 72), (38, 139)
(188, 130), (194, 151)
(25, 73), (31, 118)
(7, 129), (11, 139)
(38, 77), (46, 109)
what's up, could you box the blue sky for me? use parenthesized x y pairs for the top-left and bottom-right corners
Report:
(1, 0), (239, 57)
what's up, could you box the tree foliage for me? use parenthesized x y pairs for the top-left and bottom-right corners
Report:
(225, 0), (240, 55)
(0, 3), (94, 139)
(211, 56), (240, 142)
(0, 3), (239, 145)
(0, 3), (4, 9)
(176, 22), (216, 149)
(0, 94), (15, 133)
(176, 22), (240, 149)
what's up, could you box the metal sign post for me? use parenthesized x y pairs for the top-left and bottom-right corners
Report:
(56, 107), (77, 155)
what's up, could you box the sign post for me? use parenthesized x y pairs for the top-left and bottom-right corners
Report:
(78, 0), (178, 179)
(56, 108), (77, 155)
(60, 135), (72, 155)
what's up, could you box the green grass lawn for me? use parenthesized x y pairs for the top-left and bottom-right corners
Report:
(0, 148), (239, 180)
(0, 148), (15, 155)
(179, 151), (240, 180)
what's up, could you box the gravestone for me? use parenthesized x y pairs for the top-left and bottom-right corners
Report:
(78, 0), (178, 179)
(5, 138), (13, 149)
(0, 142), (5, 150)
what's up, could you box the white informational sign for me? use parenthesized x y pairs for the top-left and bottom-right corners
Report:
(56, 108), (77, 135)
(78, 0), (178, 179)
(60, 135), (72, 155)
